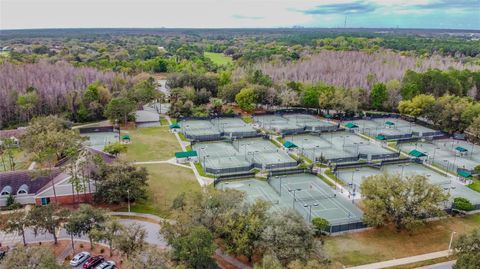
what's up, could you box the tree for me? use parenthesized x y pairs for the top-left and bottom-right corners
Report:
(90, 216), (122, 257)
(466, 116), (480, 143)
(253, 254), (283, 269)
(360, 173), (449, 231)
(171, 226), (216, 269)
(27, 204), (68, 245)
(453, 229), (480, 268)
(104, 97), (136, 125)
(0, 245), (62, 269)
(0, 210), (29, 246)
(311, 217), (329, 235)
(114, 223), (146, 260)
(398, 94), (435, 119)
(16, 86), (39, 122)
(453, 197), (475, 212)
(93, 161), (148, 204)
(131, 77), (159, 104)
(103, 142), (127, 156)
(235, 87), (256, 112)
(64, 204), (107, 250)
(129, 246), (169, 269)
(261, 210), (316, 265)
(221, 200), (270, 262)
(279, 88), (300, 108)
(370, 83), (388, 110)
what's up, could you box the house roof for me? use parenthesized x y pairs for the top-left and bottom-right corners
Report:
(283, 141), (298, 149)
(455, 146), (468, 153)
(0, 128), (26, 139)
(135, 110), (160, 123)
(0, 169), (61, 195)
(409, 149), (427, 158)
(458, 170), (472, 178)
(175, 151), (198, 158)
(344, 122), (358, 129)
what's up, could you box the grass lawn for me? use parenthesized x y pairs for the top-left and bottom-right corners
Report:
(325, 214), (480, 267)
(119, 164), (201, 217)
(324, 169), (346, 186)
(241, 116), (253, 124)
(204, 52), (233, 66)
(468, 178), (480, 192)
(0, 149), (30, 172)
(122, 127), (180, 162)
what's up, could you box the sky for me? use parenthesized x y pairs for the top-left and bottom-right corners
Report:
(1, 0), (479, 30)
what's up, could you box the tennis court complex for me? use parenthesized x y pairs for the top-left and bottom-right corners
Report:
(193, 138), (297, 175)
(349, 118), (442, 140)
(216, 173), (364, 232)
(286, 131), (399, 163)
(254, 114), (337, 134)
(180, 117), (257, 141)
(398, 139), (480, 173)
(335, 163), (480, 206)
(81, 132), (119, 151)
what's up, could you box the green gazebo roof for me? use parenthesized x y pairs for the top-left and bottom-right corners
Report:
(376, 135), (386, 140)
(455, 146), (468, 153)
(121, 134), (131, 140)
(344, 122), (358, 129)
(409, 149), (427, 158)
(175, 151), (198, 158)
(169, 123), (180, 129)
(385, 121), (395, 126)
(324, 114), (333, 119)
(458, 170), (472, 178)
(283, 140), (298, 149)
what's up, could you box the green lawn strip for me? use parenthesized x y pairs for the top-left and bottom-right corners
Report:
(317, 174), (335, 188)
(204, 52), (233, 66)
(325, 214), (480, 267)
(468, 178), (480, 192)
(178, 132), (188, 142)
(241, 116), (253, 124)
(116, 163), (201, 217)
(159, 117), (169, 125)
(194, 162), (215, 178)
(122, 127), (180, 162)
(324, 169), (346, 186)
(428, 163), (455, 176)
(276, 136), (285, 144)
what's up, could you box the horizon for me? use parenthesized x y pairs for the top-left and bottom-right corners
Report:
(1, 0), (479, 30)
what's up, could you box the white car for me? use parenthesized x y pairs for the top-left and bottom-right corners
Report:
(95, 261), (116, 269)
(70, 251), (91, 267)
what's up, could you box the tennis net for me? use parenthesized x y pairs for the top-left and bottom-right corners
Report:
(295, 193), (337, 203)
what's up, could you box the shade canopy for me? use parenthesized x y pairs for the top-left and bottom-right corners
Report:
(458, 170), (472, 178)
(385, 121), (395, 126)
(169, 123), (181, 129)
(175, 151), (198, 158)
(409, 149), (427, 158)
(121, 134), (131, 140)
(283, 140), (298, 149)
(344, 122), (358, 129)
(455, 146), (468, 153)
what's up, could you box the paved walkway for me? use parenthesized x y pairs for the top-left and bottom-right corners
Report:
(347, 250), (450, 269)
(215, 249), (252, 269)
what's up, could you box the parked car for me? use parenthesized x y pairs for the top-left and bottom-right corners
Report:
(70, 251), (90, 266)
(95, 261), (116, 269)
(82, 255), (104, 269)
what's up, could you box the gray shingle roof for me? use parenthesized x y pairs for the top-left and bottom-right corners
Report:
(0, 169), (61, 195)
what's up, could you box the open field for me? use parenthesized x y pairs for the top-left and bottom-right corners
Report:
(325, 214), (480, 267)
(122, 127), (180, 162)
(119, 164), (200, 217)
(204, 52), (233, 65)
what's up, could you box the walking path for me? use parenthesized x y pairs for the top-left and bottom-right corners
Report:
(347, 250), (450, 269)
(215, 249), (252, 269)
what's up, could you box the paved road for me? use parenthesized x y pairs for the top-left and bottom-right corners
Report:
(0, 218), (167, 248)
(417, 261), (455, 269)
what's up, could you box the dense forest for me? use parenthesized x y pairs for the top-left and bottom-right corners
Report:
(1, 28), (480, 138)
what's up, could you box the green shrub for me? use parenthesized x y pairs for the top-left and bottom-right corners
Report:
(453, 197), (474, 211)
(312, 217), (330, 234)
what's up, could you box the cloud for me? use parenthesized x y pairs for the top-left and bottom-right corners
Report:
(413, 0), (480, 10)
(298, 1), (378, 15)
(232, 14), (264, 20)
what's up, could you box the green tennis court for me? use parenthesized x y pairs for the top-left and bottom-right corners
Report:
(216, 173), (364, 226)
(82, 132), (119, 151)
(335, 163), (480, 205)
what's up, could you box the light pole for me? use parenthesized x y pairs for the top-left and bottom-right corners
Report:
(304, 203), (319, 222)
(288, 188), (302, 208)
(127, 189), (131, 213)
(276, 176), (283, 196)
(312, 145), (320, 162)
(432, 147), (440, 164)
(448, 231), (456, 257)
